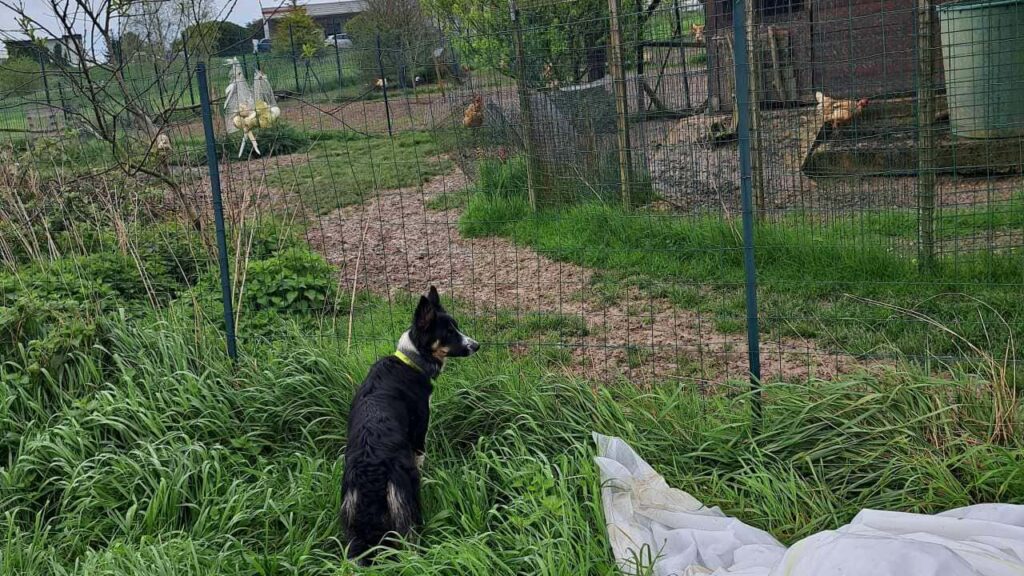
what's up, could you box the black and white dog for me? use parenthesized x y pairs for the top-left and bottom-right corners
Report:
(341, 286), (479, 564)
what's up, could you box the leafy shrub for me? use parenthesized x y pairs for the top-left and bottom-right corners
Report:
(0, 288), (107, 376)
(243, 247), (336, 314)
(345, 5), (436, 86)
(245, 220), (304, 261)
(135, 224), (207, 288)
(0, 57), (44, 96)
(271, 9), (324, 58)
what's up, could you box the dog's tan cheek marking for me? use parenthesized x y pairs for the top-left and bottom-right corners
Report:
(432, 346), (450, 360)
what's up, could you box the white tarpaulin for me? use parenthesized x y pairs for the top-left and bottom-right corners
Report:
(593, 433), (1024, 576)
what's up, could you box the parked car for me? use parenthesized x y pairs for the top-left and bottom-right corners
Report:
(255, 38), (271, 53)
(325, 33), (352, 49)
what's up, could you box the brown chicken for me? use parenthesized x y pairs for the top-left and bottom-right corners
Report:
(816, 92), (870, 129)
(542, 62), (559, 89)
(463, 95), (484, 128)
(691, 23), (705, 45)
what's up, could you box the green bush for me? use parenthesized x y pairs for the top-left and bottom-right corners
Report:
(271, 9), (324, 58)
(0, 57), (44, 96)
(244, 247), (336, 314)
(345, 6), (436, 86)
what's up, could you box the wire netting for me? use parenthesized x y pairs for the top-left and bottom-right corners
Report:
(2, 0), (1022, 392)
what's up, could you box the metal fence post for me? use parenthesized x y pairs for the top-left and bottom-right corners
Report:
(608, 0), (634, 210)
(732, 0), (762, 424)
(183, 31), (196, 106)
(334, 40), (344, 87)
(196, 62), (239, 361)
(289, 25), (301, 93)
(39, 54), (52, 108)
(375, 34), (394, 138)
(917, 0), (937, 272)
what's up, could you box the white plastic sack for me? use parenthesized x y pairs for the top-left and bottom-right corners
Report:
(223, 57), (254, 134)
(251, 70), (280, 128)
(593, 433), (1024, 576)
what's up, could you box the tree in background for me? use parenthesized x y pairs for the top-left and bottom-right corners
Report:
(345, 0), (438, 86)
(246, 19), (267, 41)
(422, 0), (609, 85)
(174, 21), (254, 58)
(122, 0), (220, 58)
(0, 0), (229, 230)
(0, 57), (44, 96)
(272, 9), (324, 58)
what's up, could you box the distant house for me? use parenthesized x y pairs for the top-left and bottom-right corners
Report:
(2, 34), (84, 66)
(261, 0), (368, 39)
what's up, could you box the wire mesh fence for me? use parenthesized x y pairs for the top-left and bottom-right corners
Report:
(1, 0), (1022, 398)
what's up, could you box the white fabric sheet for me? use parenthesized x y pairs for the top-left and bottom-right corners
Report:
(594, 433), (1024, 576)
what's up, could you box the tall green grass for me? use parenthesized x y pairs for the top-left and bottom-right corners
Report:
(1, 292), (1021, 575)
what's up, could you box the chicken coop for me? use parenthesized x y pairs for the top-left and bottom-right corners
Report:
(704, 0), (953, 111)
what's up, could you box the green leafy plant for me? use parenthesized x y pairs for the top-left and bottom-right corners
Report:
(243, 247), (336, 314)
(272, 8), (324, 58)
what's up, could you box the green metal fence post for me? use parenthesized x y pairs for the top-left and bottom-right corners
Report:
(183, 31), (196, 106)
(376, 33), (394, 138)
(196, 62), (239, 361)
(334, 40), (344, 87)
(732, 0), (763, 425)
(289, 25), (301, 93)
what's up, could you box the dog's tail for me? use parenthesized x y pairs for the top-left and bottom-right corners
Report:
(342, 462), (420, 565)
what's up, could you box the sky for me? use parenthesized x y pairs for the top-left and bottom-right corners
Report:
(0, 0), (269, 43)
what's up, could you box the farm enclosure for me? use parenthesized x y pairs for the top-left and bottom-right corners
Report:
(1, 0), (1024, 573)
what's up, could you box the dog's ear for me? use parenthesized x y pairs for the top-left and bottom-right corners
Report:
(414, 295), (436, 332)
(426, 285), (441, 306)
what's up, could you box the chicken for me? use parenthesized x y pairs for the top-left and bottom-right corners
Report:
(373, 78), (388, 90)
(691, 23), (705, 45)
(463, 95), (484, 129)
(542, 62), (559, 89)
(815, 92), (869, 130)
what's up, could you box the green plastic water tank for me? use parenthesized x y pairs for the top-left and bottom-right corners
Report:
(938, 0), (1024, 138)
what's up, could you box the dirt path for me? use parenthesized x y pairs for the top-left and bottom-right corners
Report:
(309, 167), (860, 386)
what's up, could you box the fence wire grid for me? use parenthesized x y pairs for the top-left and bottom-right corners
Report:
(2, 0), (1023, 393)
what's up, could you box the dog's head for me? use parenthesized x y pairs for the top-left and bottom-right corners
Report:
(410, 286), (479, 363)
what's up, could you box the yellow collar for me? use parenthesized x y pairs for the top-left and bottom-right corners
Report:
(394, 350), (423, 373)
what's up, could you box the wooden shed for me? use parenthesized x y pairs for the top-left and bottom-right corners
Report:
(705, 0), (949, 112)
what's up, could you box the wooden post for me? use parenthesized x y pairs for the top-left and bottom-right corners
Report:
(745, 0), (766, 217)
(609, 0), (634, 209)
(673, 0), (692, 109)
(917, 0), (937, 271)
(510, 0), (540, 210)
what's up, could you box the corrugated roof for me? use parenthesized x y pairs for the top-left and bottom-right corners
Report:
(263, 0), (367, 19)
